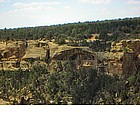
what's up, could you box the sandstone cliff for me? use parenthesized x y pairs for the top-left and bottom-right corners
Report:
(0, 39), (140, 78)
(109, 39), (140, 77)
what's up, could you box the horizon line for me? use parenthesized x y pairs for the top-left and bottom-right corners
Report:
(0, 16), (140, 30)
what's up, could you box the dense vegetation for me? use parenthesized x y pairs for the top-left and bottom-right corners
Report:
(0, 61), (140, 105)
(0, 17), (140, 51)
(0, 17), (140, 105)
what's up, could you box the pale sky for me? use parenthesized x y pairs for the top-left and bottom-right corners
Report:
(0, 0), (140, 29)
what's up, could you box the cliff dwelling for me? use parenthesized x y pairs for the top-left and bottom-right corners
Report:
(51, 47), (98, 68)
(0, 39), (139, 77)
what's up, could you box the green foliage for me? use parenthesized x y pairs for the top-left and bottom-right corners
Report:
(0, 60), (139, 105)
(0, 17), (140, 105)
(0, 17), (139, 44)
(55, 37), (66, 45)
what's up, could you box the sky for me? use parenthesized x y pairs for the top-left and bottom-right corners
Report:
(0, 0), (140, 29)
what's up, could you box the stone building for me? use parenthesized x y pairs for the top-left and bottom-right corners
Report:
(51, 47), (98, 69)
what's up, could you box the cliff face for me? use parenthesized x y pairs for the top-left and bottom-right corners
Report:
(0, 41), (26, 70)
(0, 40), (48, 70)
(0, 39), (140, 78)
(109, 39), (140, 77)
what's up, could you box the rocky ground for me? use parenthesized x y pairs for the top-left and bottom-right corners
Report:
(0, 39), (140, 75)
